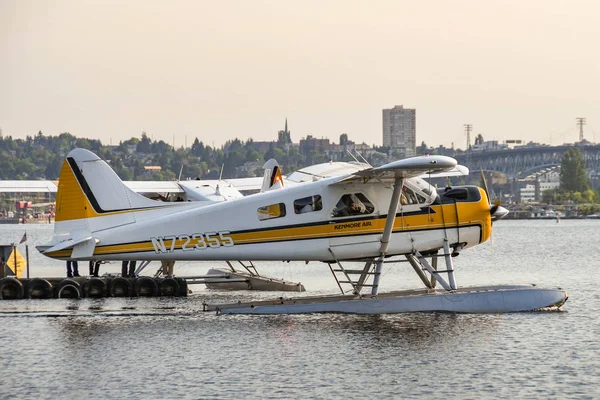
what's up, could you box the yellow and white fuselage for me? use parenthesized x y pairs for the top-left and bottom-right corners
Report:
(40, 149), (492, 263)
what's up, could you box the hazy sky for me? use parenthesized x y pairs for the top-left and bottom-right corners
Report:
(1, 0), (598, 149)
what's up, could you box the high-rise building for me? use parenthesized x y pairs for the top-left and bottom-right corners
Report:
(382, 105), (416, 157)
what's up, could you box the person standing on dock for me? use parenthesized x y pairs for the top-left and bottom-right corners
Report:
(89, 260), (100, 277)
(66, 260), (80, 278)
(121, 261), (137, 278)
(161, 260), (175, 276)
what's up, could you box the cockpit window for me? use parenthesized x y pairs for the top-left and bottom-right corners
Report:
(294, 195), (323, 214)
(401, 186), (427, 205)
(257, 203), (286, 221)
(331, 193), (375, 218)
(421, 186), (433, 198)
(436, 186), (482, 204)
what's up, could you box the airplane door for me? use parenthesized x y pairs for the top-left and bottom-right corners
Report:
(328, 192), (380, 259)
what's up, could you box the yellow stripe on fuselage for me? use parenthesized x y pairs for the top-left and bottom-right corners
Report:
(233, 200), (490, 245)
(46, 197), (491, 258)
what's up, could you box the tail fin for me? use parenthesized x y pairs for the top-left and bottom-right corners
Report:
(55, 148), (159, 223)
(260, 159), (284, 193)
(47, 148), (164, 257)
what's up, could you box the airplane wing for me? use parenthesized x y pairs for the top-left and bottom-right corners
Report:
(0, 180), (58, 192)
(0, 180), (185, 195)
(225, 161), (371, 193)
(122, 181), (184, 194)
(419, 164), (469, 178)
(332, 155), (458, 184)
(224, 177), (264, 192)
(286, 161), (370, 183)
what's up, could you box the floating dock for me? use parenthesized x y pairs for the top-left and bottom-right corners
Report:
(0, 267), (306, 300)
(0, 276), (188, 299)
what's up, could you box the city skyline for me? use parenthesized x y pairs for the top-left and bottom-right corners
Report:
(1, 1), (598, 149)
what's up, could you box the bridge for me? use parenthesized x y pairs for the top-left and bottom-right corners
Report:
(453, 144), (600, 180)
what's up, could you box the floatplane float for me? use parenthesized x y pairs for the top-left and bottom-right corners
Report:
(38, 149), (567, 314)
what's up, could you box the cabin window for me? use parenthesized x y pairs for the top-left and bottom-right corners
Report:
(401, 186), (426, 205)
(436, 186), (482, 204)
(294, 195), (323, 214)
(443, 188), (469, 201)
(331, 193), (375, 217)
(257, 203), (287, 221)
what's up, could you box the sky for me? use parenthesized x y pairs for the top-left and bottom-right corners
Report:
(1, 0), (599, 150)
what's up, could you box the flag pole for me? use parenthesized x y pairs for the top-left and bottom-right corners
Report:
(26, 244), (30, 279)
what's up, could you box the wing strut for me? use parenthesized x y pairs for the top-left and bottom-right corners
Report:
(371, 177), (404, 296)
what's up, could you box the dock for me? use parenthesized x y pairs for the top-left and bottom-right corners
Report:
(0, 276), (188, 299)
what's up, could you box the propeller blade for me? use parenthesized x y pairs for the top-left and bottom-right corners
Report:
(480, 169), (491, 205)
(490, 198), (500, 215)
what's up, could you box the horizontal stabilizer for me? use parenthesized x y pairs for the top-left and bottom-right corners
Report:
(70, 237), (98, 258)
(43, 234), (95, 254)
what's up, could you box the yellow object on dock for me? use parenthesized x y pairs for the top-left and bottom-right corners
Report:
(5, 246), (26, 278)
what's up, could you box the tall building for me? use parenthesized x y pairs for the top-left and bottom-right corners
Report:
(382, 105), (416, 157)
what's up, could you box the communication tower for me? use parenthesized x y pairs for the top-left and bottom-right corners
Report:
(576, 117), (586, 142)
(464, 124), (472, 151)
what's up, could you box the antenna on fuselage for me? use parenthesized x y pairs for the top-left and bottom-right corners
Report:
(347, 150), (360, 163)
(217, 164), (225, 199)
(354, 150), (371, 167)
(347, 149), (372, 168)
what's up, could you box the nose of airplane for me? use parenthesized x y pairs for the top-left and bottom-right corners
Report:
(491, 205), (509, 221)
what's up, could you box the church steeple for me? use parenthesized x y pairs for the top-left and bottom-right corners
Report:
(278, 118), (292, 144)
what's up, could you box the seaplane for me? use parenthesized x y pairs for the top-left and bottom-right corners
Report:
(37, 148), (568, 314)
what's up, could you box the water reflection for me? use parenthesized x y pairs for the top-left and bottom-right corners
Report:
(268, 312), (501, 351)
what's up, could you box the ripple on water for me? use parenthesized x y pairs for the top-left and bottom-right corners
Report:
(1, 220), (599, 399)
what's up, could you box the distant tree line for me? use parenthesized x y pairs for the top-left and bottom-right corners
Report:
(2, 132), (596, 205)
(0, 131), (396, 181)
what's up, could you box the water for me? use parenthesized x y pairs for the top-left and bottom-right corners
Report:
(1, 220), (599, 399)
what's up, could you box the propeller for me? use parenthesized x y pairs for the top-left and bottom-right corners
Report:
(490, 198), (500, 216)
(480, 169), (509, 221)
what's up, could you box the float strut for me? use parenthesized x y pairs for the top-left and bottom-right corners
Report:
(372, 177), (404, 296)
(443, 240), (457, 290)
(430, 253), (438, 289)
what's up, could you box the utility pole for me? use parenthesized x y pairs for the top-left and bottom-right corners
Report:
(576, 117), (586, 142)
(464, 124), (472, 151)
